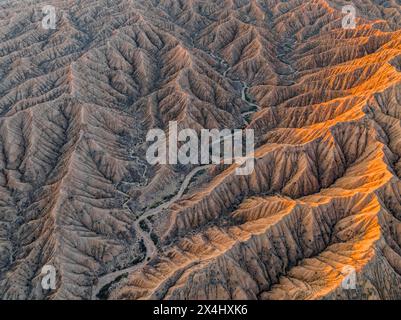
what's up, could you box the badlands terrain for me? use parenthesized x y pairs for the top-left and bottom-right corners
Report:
(1, 0), (401, 300)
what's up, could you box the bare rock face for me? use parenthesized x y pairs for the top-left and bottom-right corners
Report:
(0, 0), (401, 300)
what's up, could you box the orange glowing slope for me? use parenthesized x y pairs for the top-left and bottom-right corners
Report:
(0, 0), (401, 300)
